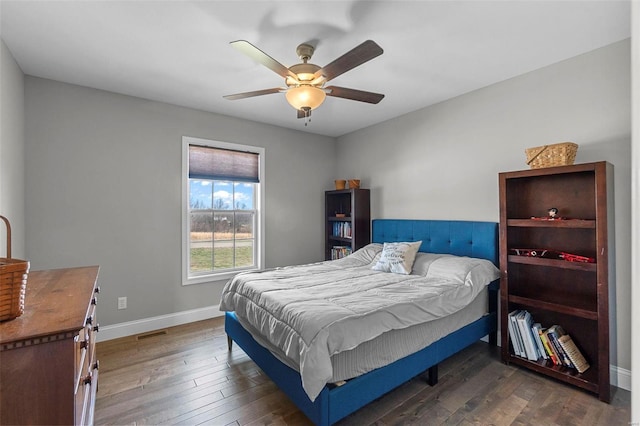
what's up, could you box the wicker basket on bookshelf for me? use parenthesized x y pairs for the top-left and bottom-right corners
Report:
(525, 142), (578, 169)
(0, 216), (29, 321)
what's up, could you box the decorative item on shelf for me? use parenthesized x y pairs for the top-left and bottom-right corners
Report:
(348, 179), (361, 189)
(531, 207), (568, 220)
(525, 142), (578, 169)
(335, 203), (347, 218)
(0, 215), (30, 321)
(334, 179), (346, 190)
(509, 248), (595, 263)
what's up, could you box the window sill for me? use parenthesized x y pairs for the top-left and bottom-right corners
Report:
(183, 268), (258, 286)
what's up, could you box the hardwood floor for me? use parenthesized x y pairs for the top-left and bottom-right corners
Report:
(95, 317), (630, 425)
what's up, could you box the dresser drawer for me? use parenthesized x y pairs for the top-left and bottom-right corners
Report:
(85, 300), (98, 369)
(76, 362), (98, 426)
(75, 331), (88, 394)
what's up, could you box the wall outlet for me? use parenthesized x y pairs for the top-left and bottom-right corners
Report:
(117, 296), (127, 310)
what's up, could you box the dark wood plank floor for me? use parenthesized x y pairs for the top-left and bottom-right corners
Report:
(95, 317), (630, 425)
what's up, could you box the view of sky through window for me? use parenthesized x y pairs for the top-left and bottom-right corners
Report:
(190, 180), (254, 210)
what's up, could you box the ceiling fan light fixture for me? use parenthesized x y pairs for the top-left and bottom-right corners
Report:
(285, 85), (326, 110)
(287, 63), (322, 84)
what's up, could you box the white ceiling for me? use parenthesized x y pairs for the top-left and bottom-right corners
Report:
(0, 1), (631, 138)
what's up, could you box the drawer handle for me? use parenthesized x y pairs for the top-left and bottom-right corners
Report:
(85, 315), (93, 326)
(83, 372), (93, 386)
(95, 286), (101, 294)
(93, 323), (100, 333)
(93, 360), (100, 370)
(92, 296), (98, 305)
(80, 331), (91, 349)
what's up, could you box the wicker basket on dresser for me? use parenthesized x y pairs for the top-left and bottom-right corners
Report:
(0, 266), (100, 425)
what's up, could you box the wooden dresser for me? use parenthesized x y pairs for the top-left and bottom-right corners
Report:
(0, 266), (100, 425)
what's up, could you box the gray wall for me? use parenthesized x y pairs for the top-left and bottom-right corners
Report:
(336, 39), (632, 372)
(0, 39), (25, 258)
(24, 77), (336, 326)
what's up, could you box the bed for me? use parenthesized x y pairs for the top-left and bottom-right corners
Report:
(222, 219), (499, 425)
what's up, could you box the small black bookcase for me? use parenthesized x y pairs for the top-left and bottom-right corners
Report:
(325, 189), (370, 260)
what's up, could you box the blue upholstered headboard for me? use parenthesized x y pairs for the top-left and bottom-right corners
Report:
(371, 219), (499, 266)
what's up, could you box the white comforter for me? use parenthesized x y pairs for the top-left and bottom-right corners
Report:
(219, 244), (499, 401)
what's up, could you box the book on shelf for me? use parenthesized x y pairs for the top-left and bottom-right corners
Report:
(558, 334), (590, 373)
(540, 329), (561, 366)
(531, 323), (548, 361)
(507, 310), (525, 357)
(516, 310), (541, 361)
(543, 328), (565, 366)
(546, 325), (574, 368)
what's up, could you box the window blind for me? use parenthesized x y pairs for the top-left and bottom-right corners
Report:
(188, 145), (259, 182)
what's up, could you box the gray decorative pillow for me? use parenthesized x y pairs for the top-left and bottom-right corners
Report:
(372, 241), (422, 274)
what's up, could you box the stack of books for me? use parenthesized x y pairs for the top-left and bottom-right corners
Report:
(507, 310), (590, 373)
(331, 246), (352, 260)
(333, 222), (352, 238)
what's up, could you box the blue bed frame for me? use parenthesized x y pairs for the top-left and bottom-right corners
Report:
(225, 219), (499, 425)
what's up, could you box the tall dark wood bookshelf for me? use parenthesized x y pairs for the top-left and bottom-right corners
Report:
(325, 189), (370, 260)
(499, 161), (612, 402)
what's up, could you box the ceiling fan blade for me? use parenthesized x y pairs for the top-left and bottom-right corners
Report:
(223, 87), (284, 100)
(313, 40), (383, 82)
(325, 86), (385, 104)
(230, 40), (298, 80)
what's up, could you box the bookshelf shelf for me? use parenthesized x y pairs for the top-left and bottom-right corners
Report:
(328, 236), (352, 243)
(325, 189), (370, 260)
(507, 219), (595, 228)
(508, 295), (598, 320)
(507, 255), (597, 271)
(506, 355), (599, 393)
(499, 162), (612, 402)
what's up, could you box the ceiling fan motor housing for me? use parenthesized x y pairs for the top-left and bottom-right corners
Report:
(296, 43), (314, 61)
(286, 63), (322, 86)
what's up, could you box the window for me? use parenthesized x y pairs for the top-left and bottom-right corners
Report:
(182, 137), (264, 284)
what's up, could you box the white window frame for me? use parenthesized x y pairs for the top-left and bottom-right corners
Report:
(182, 136), (265, 285)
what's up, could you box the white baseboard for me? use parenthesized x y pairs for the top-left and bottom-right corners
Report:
(611, 364), (631, 392)
(96, 305), (224, 342)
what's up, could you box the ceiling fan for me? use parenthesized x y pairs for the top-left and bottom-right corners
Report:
(224, 40), (385, 122)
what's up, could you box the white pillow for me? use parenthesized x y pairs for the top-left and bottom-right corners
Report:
(410, 252), (449, 276)
(354, 243), (383, 260)
(426, 255), (500, 287)
(372, 241), (422, 274)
